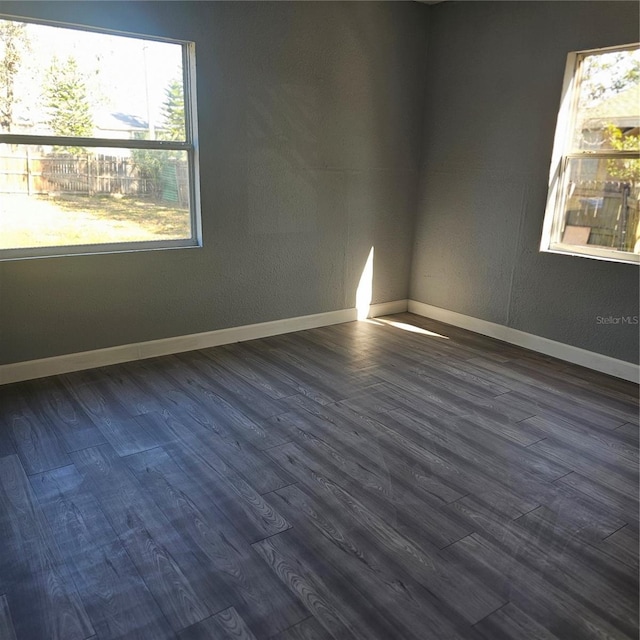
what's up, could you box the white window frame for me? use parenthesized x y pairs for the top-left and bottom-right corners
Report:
(540, 43), (640, 265)
(0, 15), (201, 261)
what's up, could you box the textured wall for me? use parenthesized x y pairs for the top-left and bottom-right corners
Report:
(0, 1), (428, 364)
(410, 1), (640, 364)
(3, 1), (637, 368)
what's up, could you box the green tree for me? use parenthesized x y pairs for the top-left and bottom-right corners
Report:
(606, 124), (640, 184)
(605, 124), (640, 252)
(0, 20), (29, 132)
(131, 146), (163, 195)
(160, 78), (185, 141)
(133, 78), (185, 201)
(580, 50), (640, 108)
(45, 55), (93, 151)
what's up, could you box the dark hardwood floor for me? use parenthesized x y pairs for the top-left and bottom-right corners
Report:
(0, 312), (638, 639)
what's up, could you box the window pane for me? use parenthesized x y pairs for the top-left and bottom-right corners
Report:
(0, 18), (185, 140)
(0, 145), (191, 250)
(573, 47), (640, 152)
(558, 157), (639, 253)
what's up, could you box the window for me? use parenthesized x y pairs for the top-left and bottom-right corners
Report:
(0, 17), (200, 260)
(541, 44), (640, 264)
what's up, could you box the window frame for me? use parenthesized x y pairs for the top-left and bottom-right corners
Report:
(0, 15), (201, 261)
(540, 43), (640, 265)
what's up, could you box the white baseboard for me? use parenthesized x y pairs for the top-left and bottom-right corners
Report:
(369, 299), (408, 317)
(4, 297), (632, 385)
(408, 300), (639, 384)
(0, 300), (407, 385)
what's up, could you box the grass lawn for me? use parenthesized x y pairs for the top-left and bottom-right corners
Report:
(0, 193), (191, 250)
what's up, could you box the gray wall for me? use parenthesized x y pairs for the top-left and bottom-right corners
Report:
(411, 1), (639, 364)
(0, 1), (428, 365)
(2, 1), (637, 368)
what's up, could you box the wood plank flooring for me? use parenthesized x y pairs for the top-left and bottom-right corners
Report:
(0, 312), (637, 639)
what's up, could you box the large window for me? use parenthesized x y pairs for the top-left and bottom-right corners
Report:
(0, 17), (200, 260)
(541, 44), (640, 264)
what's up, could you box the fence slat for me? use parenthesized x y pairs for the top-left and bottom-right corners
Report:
(0, 153), (188, 201)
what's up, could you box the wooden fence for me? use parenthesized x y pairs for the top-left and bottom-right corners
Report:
(0, 152), (189, 206)
(566, 180), (639, 251)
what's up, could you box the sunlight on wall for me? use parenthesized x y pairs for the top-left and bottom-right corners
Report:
(356, 247), (374, 321)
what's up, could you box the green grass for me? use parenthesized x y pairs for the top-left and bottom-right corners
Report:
(0, 193), (191, 250)
(51, 194), (191, 237)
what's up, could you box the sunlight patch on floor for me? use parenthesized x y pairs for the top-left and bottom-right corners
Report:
(369, 317), (449, 339)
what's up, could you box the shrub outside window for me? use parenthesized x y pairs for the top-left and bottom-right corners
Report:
(0, 16), (200, 260)
(541, 44), (640, 264)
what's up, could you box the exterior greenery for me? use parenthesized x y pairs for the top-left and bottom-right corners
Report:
(132, 77), (187, 201)
(0, 21), (29, 132)
(161, 78), (185, 141)
(44, 56), (94, 154)
(606, 123), (640, 184)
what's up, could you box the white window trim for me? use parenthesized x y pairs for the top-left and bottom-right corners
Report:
(0, 16), (201, 261)
(540, 43), (640, 265)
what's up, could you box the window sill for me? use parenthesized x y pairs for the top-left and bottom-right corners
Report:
(541, 243), (640, 265)
(0, 239), (202, 262)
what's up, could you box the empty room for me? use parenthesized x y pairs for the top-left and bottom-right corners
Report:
(0, 1), (638, 639)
